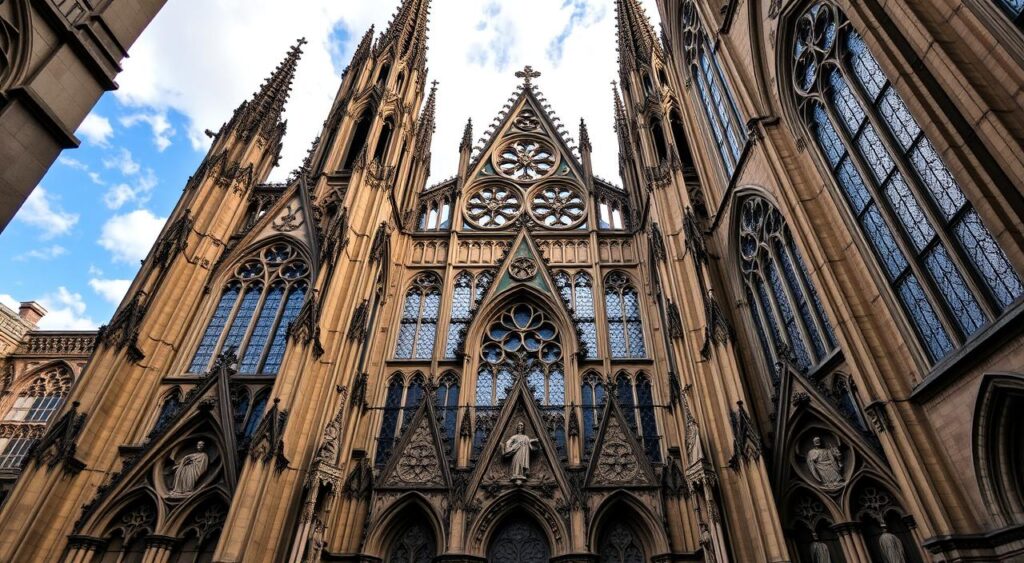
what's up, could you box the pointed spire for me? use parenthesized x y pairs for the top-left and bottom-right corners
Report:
(612, 81), (627, 129)
(240, 38), (306, 140)
(615, 0), (660, 69)
(578, 118), (592, 153)
(344, 25), (375, 77)
(377, 0), (431, 69)
(414, 80), (438, 160)
(459, 118), (473, 152)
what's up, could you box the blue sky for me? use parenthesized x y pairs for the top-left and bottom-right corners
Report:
(0, 0), (660, 330)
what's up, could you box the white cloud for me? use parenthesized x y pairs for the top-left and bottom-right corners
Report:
(120, 111), (176, 151)
(89, 278), (132, 304)
(103, 168), (158, 209)
(103, 148), (141, 176)
(58, 156), (106, 185)
(15, 245), (67, 261)
(16, 187), (79, 239)
(112, 0), (662, 184)
(77, 112), (114, 147)
(36, 287), (96, 330)
(98, 209), (167, 263)
(0, 294), (18, 311)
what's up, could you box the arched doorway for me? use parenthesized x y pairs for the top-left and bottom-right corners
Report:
(487, 516), (550, 563)
(386, 520), (435, 563)
(598, 521), (645, 563)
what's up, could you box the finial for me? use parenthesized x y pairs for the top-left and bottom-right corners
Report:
(515, 65), (542, 85)
(430, 79), (439, 91)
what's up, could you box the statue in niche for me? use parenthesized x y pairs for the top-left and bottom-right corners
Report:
(316, 417), (340, 463)
(878, 526), (906, 563)
(168, 440), (209, 497)
(806, 436), (844, 487)
(810, 533), (832, 563)
(698, 522), (717, 563)
(503, 421), (538, 484)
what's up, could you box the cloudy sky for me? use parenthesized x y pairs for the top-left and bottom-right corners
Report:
(0, 0), (661, 330)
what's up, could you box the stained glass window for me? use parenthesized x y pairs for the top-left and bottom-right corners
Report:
(242, 391), (268, 441)
(554, 271), (599, 358)
(605, 273), (647, 358)
(996, 0), (1024, 18)
(152, 391), (181, 434)
(375, 376), (405, 466)
(395, 273), (442, 359)
(580, 373), (605, 455)
(436, 373), (460, 443)
(793, 1), (1023, 362)
(739, 196), (837, 373)
(388, 521), (435, 563)
(446, 272), (474, 358)
(612, 373), (661, 462)
(1, 366), (73, 466)
(188, 242), (310, 374)
(681, 0), (746, 178)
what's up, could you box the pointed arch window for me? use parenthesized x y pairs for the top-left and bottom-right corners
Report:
(418, 196), (451, 231)
(554, 271), (598, 358)
(599, 522), (645, 563)
(613, 372), (661, 461)
(739, 196), (837, 373)
(151, 390), (182, 436)
(681, 0), (746, 178)
(395, 273), (442, 359)
(375, 373), (427, 466)
(605, 272), (647, 358)
(0, 366), (73, 469)
(792, 2), (1023, 362)
(188, 242), (309, 375)
(436, 372), (460, 444)
(445, 271), (494, 358)
(580, 372), (606, 455)
(598, 198), (627, 231)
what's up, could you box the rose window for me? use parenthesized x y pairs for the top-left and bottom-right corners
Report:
(496, 139), (556, 181)
(528, 183), (586, 229)
(477, 304), (563, 406)
(464, 184), (523, 229)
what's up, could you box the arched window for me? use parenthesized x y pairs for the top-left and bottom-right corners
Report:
(681, 0), (746, 178)
(554, 271), (598, 358)
(342, 109), (374, 170)
(792, 1), (1023, 362)
(477, 304), (564, 406)
(169, 502), (226, 563)
(395, 273), (442, 359)
(739, 196), (837, 373)
(599, 522), (645, 563)
(376, 62), (391, 88)
(375, 374), (428, 466)
(240, 390), (269, 442)
(669, 109), (698, 177)
(649, 118), (668, 162)
(598, 198), (627, 230)
(189, 242), (309, 375)
(995, 0), (1023, 19)
(445, 271), (495, 359)
(374, 117), (395, 162)
(436, 372), (460, 444)
(605, 273), (647, 358)
(418, 197), (452, 231)
(487, 517), (550, 563)
(151, 390), (182, 435)
(580, 372), (605, 455)
(0, 365), (74, 469)
(612, 372), (661, 461)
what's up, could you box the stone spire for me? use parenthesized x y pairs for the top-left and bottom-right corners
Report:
(344, 25), (375, 78)
(238, 38), (306, 141)
(414, 81), (438, 161)
(459, 118), (473, 152)
(615, 0), (660, 69)
(376, 0), (431, 70)
(578, 118), (592, 153)
(612, 81), (633, 160)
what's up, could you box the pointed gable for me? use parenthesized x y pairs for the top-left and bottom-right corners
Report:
(225, 177), (319, 271)
(488, 229), (555, 298)
(585, 396), (656, 488)
(378, 398), (451, 490)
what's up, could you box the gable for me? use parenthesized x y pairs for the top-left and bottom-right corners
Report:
(585, 398), (656, 488)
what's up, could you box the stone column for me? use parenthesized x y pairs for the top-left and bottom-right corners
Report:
(832, 522), (870, 563)
(63, 535), (106, 563)
(141, 535), (178, 563)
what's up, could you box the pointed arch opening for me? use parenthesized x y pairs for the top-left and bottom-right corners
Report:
(374, 116), (396, 163)
(974, 374), (1024, 526)
(589, 492), (669, 559)
(342, 108), (375, 171)
(785, 489), (845, 563)
(486, 512), (551, 563)
(365, 494), (444, 561)
(850, 479), (922, 563)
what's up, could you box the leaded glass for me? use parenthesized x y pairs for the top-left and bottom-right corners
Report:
(555, 272), (599, 358)
(402, 377), (425, 434)
(445, 273), (473, 358)
(487, 518), (550, 563)
(188, 242), (309, 374)
(478, 304), (563, 405)
(375, 377), (404, 466)
(581, 373), (605, 455)
(616, 375), (637, 433)
(437, 373), (460, 443)
(635, 374), (661, 462)
(997, 0), (1024, 17)
(794, 1), (1023, 362)
(243, 392), (268, 441)
(605, 273), (646, 358)
(739, 196), (837, 372)
(681, 1), (746, 178)
(394, 273), (442, 360)
(153, 393), (181, 434)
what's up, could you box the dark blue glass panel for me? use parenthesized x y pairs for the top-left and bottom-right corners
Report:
(954, 210), (1023, 310)
(924, 245), (986, 337)
(636, 376), (661, 462)
(240, 284), (284, 373)
(189, 284), (240, 373)
(222, 285), (262, 357)
(896, 275), (953, 361)
(616, 376), (637, 434)
(375, 379), (404, 466)
(262, 285), (305, 375)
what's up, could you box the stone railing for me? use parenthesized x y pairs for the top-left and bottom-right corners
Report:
(17, 333), (96, 356)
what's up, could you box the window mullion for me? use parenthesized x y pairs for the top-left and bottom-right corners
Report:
(756, 259), (799, 356)
(769, 239), (820, 363)
(780, 235), (833, 354)
(853, 76), (999, 320)
(235, 286), (271, 368)
(823, 102), (965, 346)
(257, 283), (291, 373)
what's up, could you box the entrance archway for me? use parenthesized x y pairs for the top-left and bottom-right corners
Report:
(487, 516), (550, 563)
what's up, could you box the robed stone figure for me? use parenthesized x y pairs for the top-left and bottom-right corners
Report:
(503, 421), (539, 482)
(806, 436), (844, 487)
(169, 440), (209, 497)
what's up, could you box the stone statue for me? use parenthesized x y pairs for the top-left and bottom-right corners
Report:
(878, 527), (906, 563)
(169, 441), (209, 497)
(306, 518), (326, 562)
(698, 522), (717, 563)
(806, 436), (844, 487)
(810, 534), (832, 563)
(316, 417), (340, 463)
(503, 421), (539, 483)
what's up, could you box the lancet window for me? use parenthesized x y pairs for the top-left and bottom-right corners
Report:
(395, 273), (442, 360)
(554, 271), (598, 358)
(739, 196), (837, 373)
(375, 374), (427, 466)
(580, 372), (606, 455)
(615, 372), (661, 461)
(436, 372), (460, 444)
(188, 242), (309, 375)
(418, 196), (451, 231)
(445, 271), (494, 358)
(681, 0), (746, 178)
(598, 198), (627, 230)
(792, 1), (1023, 362)
(599, 522), (645, 563)
(0, 365), (74, 469)
(605, 272), (647, 358)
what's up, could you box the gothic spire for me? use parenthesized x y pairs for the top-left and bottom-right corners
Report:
(344, 25), (375, 78)
(578, 118), (592, 153)
(612, 81), (627, 129)
(459, 118), (473, 152)
(615, 0), (660, 70)
(239, 38), (306, 140)
(414, 81), (438, 160)
(376, 0), (431, 70)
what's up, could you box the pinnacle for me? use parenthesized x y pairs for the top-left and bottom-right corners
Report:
(615, 0), (660, 67)
(460, 118), (473, 152)
(240, 38), (306, 139)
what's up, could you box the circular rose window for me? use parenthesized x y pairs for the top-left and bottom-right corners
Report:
(528, 183), (587, 229)
(464, 183), (523, 229)
(495, 139), (557, 181)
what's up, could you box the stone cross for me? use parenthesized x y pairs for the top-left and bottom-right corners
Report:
(515, 65), (542, 85)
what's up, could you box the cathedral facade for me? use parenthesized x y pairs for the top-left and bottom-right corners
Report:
(0, 0), (1023, 561)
